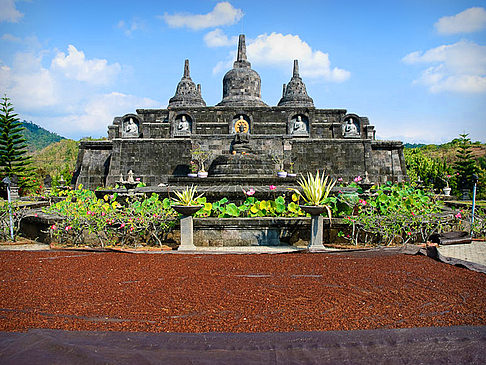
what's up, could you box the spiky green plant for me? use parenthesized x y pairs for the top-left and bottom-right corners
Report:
(171, 185), (203, 206)
(290, 171), (336, 218)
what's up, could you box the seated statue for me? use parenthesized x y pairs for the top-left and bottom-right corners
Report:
(342, 118), (359, 137)
(231, 122), (252, 154)
(123, 118), (139, 137)
(177, 115), (190, 132)
(293, 115), (307, 134)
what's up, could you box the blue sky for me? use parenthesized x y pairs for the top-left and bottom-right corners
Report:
(0, 0), (485, 143)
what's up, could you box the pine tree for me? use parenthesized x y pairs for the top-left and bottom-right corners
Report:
(0, 95), (32, 184)
(454, 133), (477, 191)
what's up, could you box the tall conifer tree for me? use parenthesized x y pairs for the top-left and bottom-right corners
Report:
(0, 95), (32, 182)
(454, 133), (477, 190)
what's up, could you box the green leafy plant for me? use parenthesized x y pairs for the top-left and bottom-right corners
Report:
(171, 185), (203, 206)
(291, 171), (336, 206)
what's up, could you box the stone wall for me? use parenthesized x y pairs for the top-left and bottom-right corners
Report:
(73, 141), (112, 188)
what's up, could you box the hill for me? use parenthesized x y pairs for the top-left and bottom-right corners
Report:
(32, 139), (80, 184)
(21, 121), (65, 152)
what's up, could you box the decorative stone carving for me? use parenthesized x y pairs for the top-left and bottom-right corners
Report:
(290, 114), (309, 136)
(168, 59), (206, 108)
(342, 117), (360, 138)
(174, 114), (192, 136)
(278, 60), (314, 107)
(217, 35), (267, 107)
(231, 115), (250, 134)
(122, 117), (139, 138)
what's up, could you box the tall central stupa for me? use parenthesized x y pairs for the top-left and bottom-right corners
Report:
(217, 35), (267, 107)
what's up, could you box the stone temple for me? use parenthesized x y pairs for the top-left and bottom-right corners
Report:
(74, 35), (407, 189)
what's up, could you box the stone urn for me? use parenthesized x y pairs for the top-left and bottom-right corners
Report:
(443, 187), (451, 196)
(187, 173), (198, 178)
(277, 171), (288, 178)
(172, 205), (203, 216)
(300, 205), (327, 251)
(172, 205), (203, 251)
(197, 171), (208, 178)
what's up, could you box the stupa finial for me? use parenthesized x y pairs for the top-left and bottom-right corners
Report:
(293, 60), (299, 77)
(183, 59), (190, 78)
(237, 34), (247, 62)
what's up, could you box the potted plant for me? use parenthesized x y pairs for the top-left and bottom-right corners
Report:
(443, 174), (452, 196)
(273, 156), (287, 178)
(171, 185), (203, 215)
(191, 146), (212, 178)
(290, 171), (336, 250)
(288, 162), (297, 177)
(187, 160), (198, 178)
(290, 170), (336, 218)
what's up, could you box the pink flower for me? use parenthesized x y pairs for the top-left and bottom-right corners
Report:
(354, 176), (362, 183)
(245, 188), (255, 196)
(87, 211), (91, 216)
(101, 212), (105, 216)
(359, 199), (367, 205)
(65, 226), (72, 231)
(338, 190), (342, 194)
(411, 212), (415, 216)
(338, 177), (343, 182)
(51, 225), (56, 230)
(130, 227), (134, 232)
(136, 178), (140, 181)
(407, 231), (411, 236)
(269, 185), (276, 191)
(120, 223), (126, 228)
(455, 212), (462, 219)
(34, 213), (38, 217)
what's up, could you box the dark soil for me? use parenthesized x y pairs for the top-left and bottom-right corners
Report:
(0, 251), (485, 333)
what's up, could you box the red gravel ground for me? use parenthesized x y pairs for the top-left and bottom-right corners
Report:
(0, 251), (485, 333)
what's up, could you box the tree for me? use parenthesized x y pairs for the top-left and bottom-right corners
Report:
(454, 133), (477, 191)
(0, 95), (32, 185)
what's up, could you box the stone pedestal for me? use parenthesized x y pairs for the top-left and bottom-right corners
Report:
(179, 215), (197, 251)
(309, 215), (325, 251)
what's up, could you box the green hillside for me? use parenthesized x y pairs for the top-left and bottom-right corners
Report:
(21, 121), (65, 152)
(32, 139), (79, 185)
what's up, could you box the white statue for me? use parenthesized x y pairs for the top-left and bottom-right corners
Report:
(122, 118), (138, 137)
(343, 118), (359, 136)
(293, 115), (307, 133)
(178, 115), (190, 132)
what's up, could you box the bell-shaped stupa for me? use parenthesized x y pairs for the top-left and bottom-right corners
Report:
(168, 59), (206, 108)
(217, 35), (267, 107)
(278, 60), (314, 107)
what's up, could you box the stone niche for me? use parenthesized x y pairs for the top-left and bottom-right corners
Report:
(173, 113), (193, 137)
(121, 114), (141, 138)
(288, 114), (309, 136)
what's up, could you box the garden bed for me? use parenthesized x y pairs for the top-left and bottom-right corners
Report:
(0, 250), (484, 333)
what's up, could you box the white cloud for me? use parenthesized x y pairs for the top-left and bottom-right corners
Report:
(435, 7), (486, 34)
(0, 0), (23, 23)
(1, 33), (21, 42)
(0, 45), (157, 138)
(161, 2), (243, 30)
(211, 32), (350, 82)
(117, 18), (145, 37)
(47, 92), (159, 137)
(403, 40), (486, 93)
(204, 28), (237, 47)
(51, 45), (121, 85)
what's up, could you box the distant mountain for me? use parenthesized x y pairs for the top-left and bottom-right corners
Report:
(404, 143), (426, 149)
(21, 121), (65, 152)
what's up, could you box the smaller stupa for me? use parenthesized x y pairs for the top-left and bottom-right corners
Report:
(278, 60), (314, 107)
(168, 59), (206, 108)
